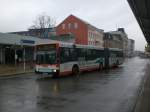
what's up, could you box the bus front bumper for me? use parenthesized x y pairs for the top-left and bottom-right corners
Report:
(35, 67), (58, 75)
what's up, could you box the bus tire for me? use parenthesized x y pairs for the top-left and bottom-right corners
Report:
(72, 65), (79, 75)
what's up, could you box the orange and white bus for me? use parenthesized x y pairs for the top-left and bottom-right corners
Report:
(35, 42), (124, 77)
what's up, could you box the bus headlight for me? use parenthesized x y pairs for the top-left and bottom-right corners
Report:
(53, 69), (57, 72)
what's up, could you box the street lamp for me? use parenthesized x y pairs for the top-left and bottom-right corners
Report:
(20, 40), (26, 72)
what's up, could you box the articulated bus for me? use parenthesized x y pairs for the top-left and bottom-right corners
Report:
(35, 42), (124, 77)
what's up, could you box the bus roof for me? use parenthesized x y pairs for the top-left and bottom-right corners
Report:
(37, 41), (122, 51)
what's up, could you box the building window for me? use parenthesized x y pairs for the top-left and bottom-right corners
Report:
(88, 32), (90, 37)
(89, 41), (91, 45)
(90, 41), (92, 45)
(62, 24), (65, 29)
(68, 23), (76, 29)
(74, 23), (78, 29)
(68, 23), (71, 29)
(92, 33), (93, 38)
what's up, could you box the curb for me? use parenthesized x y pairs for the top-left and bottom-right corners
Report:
(131, 71), (147, 112)
(0, 71), (34, 78)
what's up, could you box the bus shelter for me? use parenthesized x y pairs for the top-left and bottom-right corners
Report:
(0, 33), (37, 72)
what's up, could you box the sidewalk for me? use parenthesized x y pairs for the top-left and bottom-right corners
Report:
(134, 63), (150, 112)
(0, 64), (34, 77)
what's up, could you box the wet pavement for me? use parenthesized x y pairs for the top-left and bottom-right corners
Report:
(0, 57), (149, 112)
(134, 59), (150, 112)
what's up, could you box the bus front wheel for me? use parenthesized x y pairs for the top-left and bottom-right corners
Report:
(72, 66), (79, 75)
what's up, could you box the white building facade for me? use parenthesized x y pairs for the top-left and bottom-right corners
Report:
(108, 28), (129, 57)
(127, 39), (135, 57)
(88, 25), (104, 47)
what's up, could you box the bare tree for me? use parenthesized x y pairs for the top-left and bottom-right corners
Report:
(29, 13), (56, 38)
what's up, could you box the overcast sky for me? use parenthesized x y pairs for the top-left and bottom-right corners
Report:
(0, 0), (147, 51)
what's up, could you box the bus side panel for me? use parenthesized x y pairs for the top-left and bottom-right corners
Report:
(109, 50), (118, 67)
(76, 48), (87, 70)
(59, 62), (78, 76)
(59, 47), (78, 76)
(108, 49), (124, 67)
(77, 48), (104, 71)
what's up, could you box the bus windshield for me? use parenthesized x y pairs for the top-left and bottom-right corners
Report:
(36, 50), (57, 64)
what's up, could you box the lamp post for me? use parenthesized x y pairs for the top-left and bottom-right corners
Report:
(14, 43), (17, 67)
(15, 49), (17, 66)
(0, 46), (2, 64)
(20, 39), (35, 72)
(23, 47), (26, 72)
(20, 40), (26, 72)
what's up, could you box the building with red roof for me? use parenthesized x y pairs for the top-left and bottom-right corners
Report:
(56, 15), (104, 47)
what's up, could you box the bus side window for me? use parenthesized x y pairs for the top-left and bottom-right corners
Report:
(69, 48), (77, 61)
(86, 49), (91, 60)
(77, 48), (86, 59)
(60, 47), (77, 63)
(60, 47), (69, 63)
(96, 50), (100, 58)
(86, 49), (96, 60)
